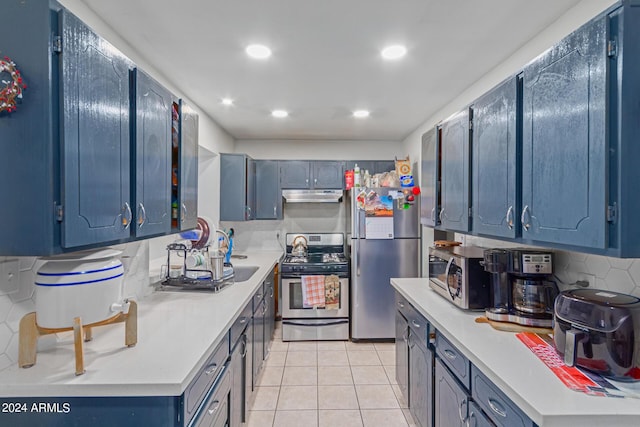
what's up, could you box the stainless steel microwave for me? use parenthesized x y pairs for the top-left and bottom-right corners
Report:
(428, 246), (491, 310)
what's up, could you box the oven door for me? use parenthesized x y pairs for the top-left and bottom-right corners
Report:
(282, 276), (349, 318)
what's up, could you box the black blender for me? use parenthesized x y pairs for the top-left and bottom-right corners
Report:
(483, 248), (558, 328)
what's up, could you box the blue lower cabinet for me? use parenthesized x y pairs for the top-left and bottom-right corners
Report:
(0, 396), (180, 427)
(468, 401), (496, 427)
(471, 366), (535, 427)
(435, 358), (469, 427)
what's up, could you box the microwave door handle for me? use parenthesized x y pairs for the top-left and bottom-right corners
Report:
(446, 257), (456, 300)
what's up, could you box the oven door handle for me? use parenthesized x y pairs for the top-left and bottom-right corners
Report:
(282, 319), (349, 327)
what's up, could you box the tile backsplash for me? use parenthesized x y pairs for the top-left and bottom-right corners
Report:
(463, 235), (640, 297)
(0, 241), (151, 371)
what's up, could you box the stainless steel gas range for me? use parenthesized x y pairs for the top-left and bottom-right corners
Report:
(280, 233), (349, 341)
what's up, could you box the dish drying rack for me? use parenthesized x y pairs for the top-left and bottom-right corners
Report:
(159, 243), (234, 292)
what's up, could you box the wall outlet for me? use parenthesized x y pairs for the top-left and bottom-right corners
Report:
(574, 272), (595, 288)
(0, 259), (19, 296)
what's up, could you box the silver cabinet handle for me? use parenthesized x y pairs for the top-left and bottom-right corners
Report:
(488, 398), (507, 418)
(439, 208), (445, 222)
(137, 203), (146, 228)
(241, 339), (247, 358)
(239, 317), (247, 324)
(181, 203), (187, 223)
(273, 205), (277, 216)
(205, 364), (218, 376)
(431, 207), (436, 223)
(314, 178), (317, 185)
(397, 301), (405, 309)
(521, 205), (531, 230)
(411, 319), (421, 328)
(207, 400), (220, 415)
(467, 410), (475, 427)
(306, 178), (309, 185)
(443, 349), (457, 360)
(506, 206), (514, 229)
(459, 398), (468, 422)
(122, 202), (132, 229)
(269, 286), (274, 298)
(245, 205), (252, 220)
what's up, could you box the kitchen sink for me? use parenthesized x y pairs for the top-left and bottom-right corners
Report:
(233, 265), (259, 282)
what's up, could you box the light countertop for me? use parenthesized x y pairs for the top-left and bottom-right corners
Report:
(0, 251), (282, 398)
(391, 278), (640, 427)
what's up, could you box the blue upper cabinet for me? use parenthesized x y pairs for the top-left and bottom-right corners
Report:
(420, 127), (439, 227)
(280, 161), (311, 189)
(60, 10), (134, 248)
(439, 109), (471, 233)
(0, 2), (197, 256)
(131, 69), (173, 238)
(179, 101), (199, 230)
(521, 14), (607, 249)
(471, 77), (519, 239)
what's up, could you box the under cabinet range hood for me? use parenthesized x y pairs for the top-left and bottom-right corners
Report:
(282, 189), (343, 203)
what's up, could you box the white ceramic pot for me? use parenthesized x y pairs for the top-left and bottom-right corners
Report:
(35, 249), (125, 329)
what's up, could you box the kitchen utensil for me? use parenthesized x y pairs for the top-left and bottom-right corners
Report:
(185, 250), (206, 268)
(34, 248), (128, 329)
(475, 316), (552, 334)
(512, 278), (557, 314)
(210, 251), (225, 281)
(291, 235), (308, 257)
(554, 289), (640, 381)
(191, 217), (211, 249)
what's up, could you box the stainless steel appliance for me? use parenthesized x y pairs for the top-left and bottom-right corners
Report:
(428, 246), (491, 310)
(484, 248), (557, 327)
(554, 289), (640, 381)
(348, 187), (420, 340)
(281, 233), (349, 341)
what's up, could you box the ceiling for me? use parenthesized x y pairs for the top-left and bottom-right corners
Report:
(80, 0), (582, 141)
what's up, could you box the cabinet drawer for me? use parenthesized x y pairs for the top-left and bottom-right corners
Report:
(471, 366), (534, 427)
(193, 369), (230, 427)
(436, 333), (470, 390)
(230, 300), (252, 349)
(184, 334), (230, 425)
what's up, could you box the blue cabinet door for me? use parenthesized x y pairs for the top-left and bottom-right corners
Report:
(395, 311), (409, 405)
(179, 101), (199, 230)
(435, 358), (468, 427)
(439, 109), (470, 232)
(410, 332), (434, 427)
(421, 127), (439, 227)
(521, 15), (607, 248)
(472, 77), (518, 238)
(132, 69), (172, 238)
(312, 161), (344, 189)
(280, 161), (311, 189)
(60, 10), (133, 248)
(256, 160), (282, 219)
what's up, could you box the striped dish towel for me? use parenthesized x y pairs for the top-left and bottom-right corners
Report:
(301, 275), (326, 308)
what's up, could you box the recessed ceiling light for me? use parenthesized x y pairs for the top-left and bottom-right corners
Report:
(272, 109), (288, 118)
(246, 44), (272, 59)
(353, 110), (370, 118)
(381, 45), (407, 60)
(221, 98), (234, 106)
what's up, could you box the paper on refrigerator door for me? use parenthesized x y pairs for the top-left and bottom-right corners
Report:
(364, 190), (394, 239)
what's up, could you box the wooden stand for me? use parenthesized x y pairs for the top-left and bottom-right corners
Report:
(18, 300), (138, 376)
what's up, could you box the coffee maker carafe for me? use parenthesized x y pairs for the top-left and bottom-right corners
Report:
(483, 248), (557, 328)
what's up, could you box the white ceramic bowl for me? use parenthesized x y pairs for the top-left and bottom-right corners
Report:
(35, 249), (124, 329)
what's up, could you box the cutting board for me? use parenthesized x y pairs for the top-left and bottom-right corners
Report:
(475, 316), (553, 334)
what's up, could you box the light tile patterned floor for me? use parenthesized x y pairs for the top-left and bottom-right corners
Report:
(247, 322), (416, 427)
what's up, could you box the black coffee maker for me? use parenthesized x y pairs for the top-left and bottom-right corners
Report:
(483, 248), (557, 328)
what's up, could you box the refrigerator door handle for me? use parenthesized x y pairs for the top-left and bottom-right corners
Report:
(356, 198), (361, 276)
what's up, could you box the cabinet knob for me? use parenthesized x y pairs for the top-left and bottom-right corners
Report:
(521, 205), (531, 231)
(181, 203), (187, 223)
(205, 364), (218, 376)
(506, 206), (514, 229)
(122, 202), (132, 230)
(137, 203), (147, 228)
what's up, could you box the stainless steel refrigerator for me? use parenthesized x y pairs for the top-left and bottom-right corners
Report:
(347, 187), (421, 340)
